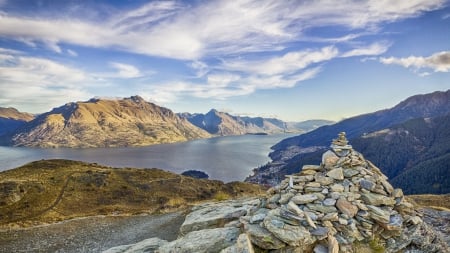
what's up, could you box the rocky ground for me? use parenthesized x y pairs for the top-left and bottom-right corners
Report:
(0, 212), (185, 253)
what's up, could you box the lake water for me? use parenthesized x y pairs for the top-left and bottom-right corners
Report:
(0, 134), (295, 182)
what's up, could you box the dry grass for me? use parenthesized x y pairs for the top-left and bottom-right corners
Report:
(0, 159), (265, 228)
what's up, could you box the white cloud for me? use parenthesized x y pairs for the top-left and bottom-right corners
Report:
(222, 46), (338, 76)
(380, 51), (450, 73)
(341, 42), (390, 57)
(0, 52), (94, 112)
(0, 0), (444, 60)
(109, 62), (142, 78)
(67, 49), (78, 57)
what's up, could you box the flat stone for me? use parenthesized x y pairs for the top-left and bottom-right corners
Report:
(344, 168), (360, 178)
(367, 205), (390, 224)
(311, 193), (326, 201)
(328, 234), (339, 253)
(336, 198), (358, 217)
(305, 187), (324, 192)
(359, 179), (375, 191)
(311, 226), (329, 236)
(302, 165), (322, 171)
(291, 194), (318, 204)
(220, 233), (254, 253)
(249, 208), (269, 224)
(287, 201), (304, 216)
(361, 192), (396, 206)
(323, 198), (336, 206)
(314, 176), (334, 186)
(313, 244), (328, 253)
(392, 188), (403, 198)
(381, 179), (394, 194)
(305, 182), (321, 187)
(158, 227), (240, 253)
(321, 212), (339, 221)
(103, 237), (168, 253)
(244, 223), (285, 250)
(381, 214), (403, 231)
(330, 184), (344, 192)
(327, 168), (344, 180)
(263, 214), (316, 247)
(300, 170), (317, 175)
(279, 192), (295, 204)
(322, 150), (339, 168)
(306, 204), (337, 213)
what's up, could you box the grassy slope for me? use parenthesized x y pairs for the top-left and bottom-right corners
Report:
(0, 159), (265, 227)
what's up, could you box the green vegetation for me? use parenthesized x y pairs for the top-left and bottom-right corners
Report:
(0, 159), (265, 228)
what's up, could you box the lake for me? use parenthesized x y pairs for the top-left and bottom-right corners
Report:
(0, 134), (295, 182)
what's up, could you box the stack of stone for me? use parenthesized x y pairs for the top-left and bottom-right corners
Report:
(103, 132), (448, 253)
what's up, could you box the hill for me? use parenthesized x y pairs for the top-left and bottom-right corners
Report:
(0, 159), (265, 227)
(272, 89), (450, 153)
(247, 90), (450, 194)
(180, 109), (332, 135)
(0, 107), (34, 138)
(8, 96), (211, 148)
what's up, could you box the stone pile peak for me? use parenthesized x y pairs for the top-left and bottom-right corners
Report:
(104, 133), (448, 253)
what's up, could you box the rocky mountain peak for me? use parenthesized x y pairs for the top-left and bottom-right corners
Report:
(105, 133), (449, 252)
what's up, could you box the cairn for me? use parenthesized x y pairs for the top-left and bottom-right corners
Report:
(249, 132), (448, 252)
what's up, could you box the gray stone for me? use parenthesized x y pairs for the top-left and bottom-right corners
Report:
(381, 214), (403, 231)
(158, 227), (240, 253)
(314, 176), (334, 186)
(306, 204), (337, 213)
(244, 223), (285, 249)
(321, 212), (339, 221)
(305, 182), (321, 187)
(343, 168), (360, 178)
(304, 187), (324, 192)
(323, 198), (336, 206)
(102, 237), (168, 253)
(367, 205), (390, 224)
(279, 192), (295, 204)
(311, 226), (329, 236)
(381, 179), (394, 194)
(359, 179), (375, 191)
(327, 168), (344, 180)
(302, 165), (322, 171)
(180, 199), (258, 235)
(313, 244), (328, 253)
(392, 188), (403, 198)
(249, 208), (269, 224)
(290, 194), (318, 204)
(220, 233), (255, 253)
(263, 214), (316, 247)
(361, 192), (396, 206)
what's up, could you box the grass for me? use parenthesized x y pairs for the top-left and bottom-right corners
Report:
(406, 194), (450, 211)
(0, 159), (266, 228)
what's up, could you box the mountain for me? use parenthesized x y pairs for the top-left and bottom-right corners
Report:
(272, 89), (450, 153)
(0, 107), (34, 137)
(8, 96), (211, 148)
(247, 90), (450, 194)
(180, 109), (332, 135)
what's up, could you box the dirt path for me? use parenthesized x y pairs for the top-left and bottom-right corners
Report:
(0, 212), (186, 253)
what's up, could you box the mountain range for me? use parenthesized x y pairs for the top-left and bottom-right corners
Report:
(246, 89), (450, 194)
(0, 96), (332, 148)
(179, 109), (332, 135)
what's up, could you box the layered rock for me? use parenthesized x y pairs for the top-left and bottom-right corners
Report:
(104, 133), (449, 253)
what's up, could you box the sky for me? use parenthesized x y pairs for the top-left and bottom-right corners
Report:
(0, 0), (449, 121)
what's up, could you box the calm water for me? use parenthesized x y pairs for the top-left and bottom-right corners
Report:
(0, 134), (295, 182)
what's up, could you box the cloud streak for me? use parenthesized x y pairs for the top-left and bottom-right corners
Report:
(380, 51), (450, 73)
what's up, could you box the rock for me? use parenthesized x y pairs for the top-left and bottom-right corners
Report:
(244, 223), (286, 249)
(290, 194), (318, 204)
(180, 199), (259, 235)
(311, 226), (329, 236)
(359, 179), (375, 191)
(249, 208), (269, 224)
(302, 165), (322, 171)
(328, 234), (339, 253)
(314, 176), (334, 186)
(279, 193), (295, 204)
(330, 184), (344, 192)
(220, 233), (254, 253)
(321, 212), (339, 221)
(158, 227), (240, 253)
(102, 237), (168, 253)
(361, 192), (396, 206)
(326, 168), (344, 180)
(323, 198), (336, 206)
(343, 168), (360, 178)
(322, 150), (339, 168)
(287, 201), (304, 217)
(263, 214), (315, 247)
(367, 205), (390, 224)
(380, 179), (394, 194)
(392, 188), (403, 198)
(381, 214), (403, 231)
(313, 244), (328, 253)
(306, 204), (337, 213)
(336, 198), (358, 217)
(304, 211), (317, 229)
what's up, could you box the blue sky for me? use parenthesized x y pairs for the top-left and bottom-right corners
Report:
(0, 0), (449, 121)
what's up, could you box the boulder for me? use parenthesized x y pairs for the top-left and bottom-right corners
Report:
(102, 238), (168, 253)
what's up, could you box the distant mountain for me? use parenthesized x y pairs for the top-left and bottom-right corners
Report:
(247, 90), (450, 194)
(179, 109), (333, 135)
(272, 89), (450, 154)
(0, 107), (34, 137)
(9, 96), (211, 148)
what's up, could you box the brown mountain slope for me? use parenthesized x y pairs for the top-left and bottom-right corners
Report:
(0, 107), (34, 121)
(0, 159), (265, 227)
(10, 96), (211, 148)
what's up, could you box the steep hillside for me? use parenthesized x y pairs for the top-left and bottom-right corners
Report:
(248, 113), (450, 194)
(180, 109), (332, 135)
(272, 89), (450, 153)
(0, 159), (265, 227)
(9, 96), (211, 148)
(0, 107), (34, 138)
